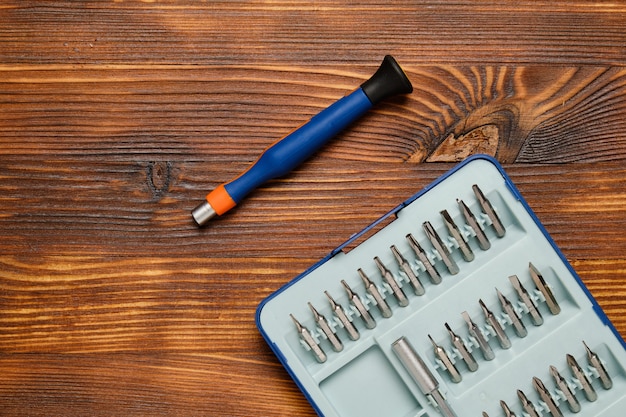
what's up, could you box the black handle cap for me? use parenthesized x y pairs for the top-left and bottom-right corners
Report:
(360, 55), (413, 105)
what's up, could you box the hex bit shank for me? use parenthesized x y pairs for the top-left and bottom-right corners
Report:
(532, 376), (564, 417)
(341, 280), (376, 329)
(517, 389), (540, 417)
(324, 291), (359, 341)
(549, 365), (581, 413)
(441, 210), (474, 262)
(290, 314), (326, 363)
(429, 335), (462, 383)
(584, 341), (612, 390)
(457, 198), (491, 250)
(509, 275), (543, 326)
(423, 221), (460, 275)
(472, 184), (505, 237)
(462, 311), (495, 361)
(358, 268), (392, 318)
(445, 322), (478, 372)
(497, 288), (527, 338)
(567, 354), (597, 402)
(308, 302), (343, 352)
(374, 256), (409, 307)
(391, 245), (425, 295)
(479, 299), (511, 349)
(529, 262), (560, 315)
(406, 233), (442, 284)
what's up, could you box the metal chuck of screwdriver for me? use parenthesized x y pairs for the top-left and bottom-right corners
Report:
(392, 337), (458, 417)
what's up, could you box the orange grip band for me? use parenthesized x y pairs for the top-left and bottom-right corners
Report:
(206, 184), (237, 216)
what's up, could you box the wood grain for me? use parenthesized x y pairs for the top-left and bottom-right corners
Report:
(2, 65), (625, 164)
(1, 1), (625, 416)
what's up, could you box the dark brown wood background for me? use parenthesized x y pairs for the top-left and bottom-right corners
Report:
(1, 1), (625, 416)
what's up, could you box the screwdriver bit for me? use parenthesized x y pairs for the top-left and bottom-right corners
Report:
(472, 184), (506, 237)
(324, 291), (359, 341)
(583, 341), (612, 389)
(428, 334), (462, 383)
(290, 314), (327, 363)
(500, 400), (516, 417)
(406, 233), (442, 284)
(567, 354), (598, 402)
(441, 210), (474, 262)
(479, 299), (511, 349)
(374, 256), (409, 307)
(423, 221), (460, 275)
(497, 288), (528, 338)
(529, 262), (561, 315)
(457, 198), (491, 250)
(391, 245), (425, 296)
(462, 311), (495, 361)
(517, 389), (540, 417)
(341, 280), (376, 329)
(549, 365), (581, 413)
(308, 302), (343, 352)
(532, 376), (564, 417)
(392, 337), (458, 417)
(445, 322), (478, 372)
(358, 268), (392, 318)
(509, 275), (543, 326)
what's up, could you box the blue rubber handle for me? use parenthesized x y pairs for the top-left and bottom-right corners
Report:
(224, 87), (373, 203)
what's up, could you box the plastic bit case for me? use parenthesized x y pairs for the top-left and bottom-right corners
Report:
(256, 155), (626, 417)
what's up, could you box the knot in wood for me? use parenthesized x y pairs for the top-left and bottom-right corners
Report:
(147, 161), (172, 198)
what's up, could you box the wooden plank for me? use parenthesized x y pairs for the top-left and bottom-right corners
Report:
(0, 259), (623, 417)
(0, 255), (624, 352)
(1, 2), (625, 65)
(1, 1), (625, 416)
(1, 66), (625, 163)
(0, 353), (313, 416)
(0, 161), (624, 260)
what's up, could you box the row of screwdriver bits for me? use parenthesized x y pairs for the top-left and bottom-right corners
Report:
(429, 262), (561, 382)
(484, 341), (613, 417)
(290, 184), (506, 363)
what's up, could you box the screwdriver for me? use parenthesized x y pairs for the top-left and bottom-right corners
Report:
(191, 55), (413, 226)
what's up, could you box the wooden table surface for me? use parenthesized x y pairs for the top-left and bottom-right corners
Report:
(1, 1), (625, 416)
